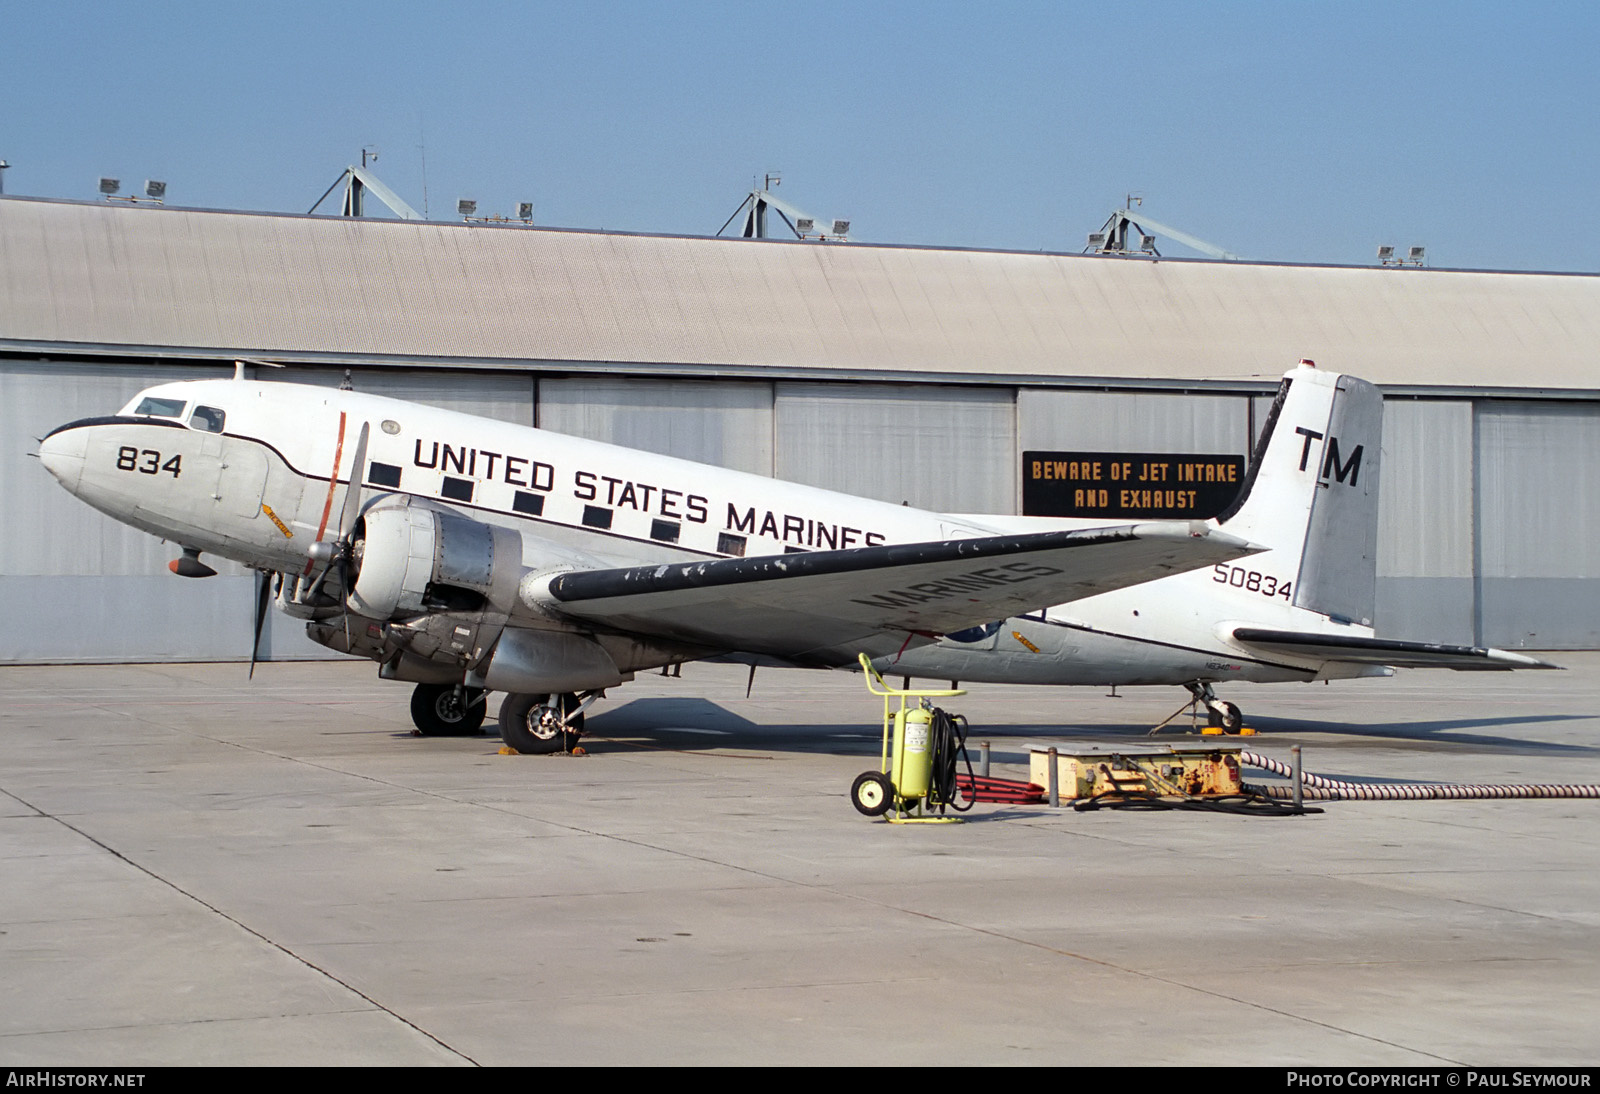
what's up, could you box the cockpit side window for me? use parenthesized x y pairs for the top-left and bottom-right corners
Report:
(189, 406), (226, 433)
(133, 396), (187, 419)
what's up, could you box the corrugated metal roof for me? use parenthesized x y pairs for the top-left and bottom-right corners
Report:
(2, 196), (1597, 390)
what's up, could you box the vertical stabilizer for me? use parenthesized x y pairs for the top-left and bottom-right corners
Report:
(1217, 363), (1383, 626)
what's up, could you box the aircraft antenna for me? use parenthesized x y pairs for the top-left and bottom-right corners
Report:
(418, 129), (429, 220)
(233, 358), (284, 380)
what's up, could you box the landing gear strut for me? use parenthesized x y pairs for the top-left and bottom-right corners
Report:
(410, 683), (488, 736)
(497, 692), (592, 755)
(1185, 681), (1243, 732)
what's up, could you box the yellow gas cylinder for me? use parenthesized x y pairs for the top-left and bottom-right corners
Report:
(891, 707), (935, 802)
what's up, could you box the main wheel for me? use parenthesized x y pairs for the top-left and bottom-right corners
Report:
(410, 683), (487, 736)
(498, 692), (585, 755)
(851, 771), (893, 817)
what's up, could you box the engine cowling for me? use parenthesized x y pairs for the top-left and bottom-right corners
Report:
(322, 500), (654, 691)
(349, 501), (521, 620)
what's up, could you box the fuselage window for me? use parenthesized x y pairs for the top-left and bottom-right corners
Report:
(189, 406), (226, 433)
(133, 396), (187, 419)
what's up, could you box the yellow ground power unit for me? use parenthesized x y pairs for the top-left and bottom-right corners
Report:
(1030, 745), (1245, 803)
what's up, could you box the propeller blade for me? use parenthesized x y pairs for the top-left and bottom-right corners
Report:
(336, 422), (370, 652)
(337, 421), (371, 543)
(342, 568), (357, 652)
(249, 570), (273, 679)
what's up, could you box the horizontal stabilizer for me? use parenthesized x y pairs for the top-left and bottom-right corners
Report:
(546, 524), (1262, 666)
(1231, 628), (1561, 670)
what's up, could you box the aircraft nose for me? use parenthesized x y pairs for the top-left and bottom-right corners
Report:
(38, 425), (88, 492)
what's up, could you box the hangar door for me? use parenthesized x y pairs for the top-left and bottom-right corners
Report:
(1474, 400), (1600, 649)
(774, 383), (1014, 513)
(1375, 399), (1476, 644)
(537, 377), (773, 475)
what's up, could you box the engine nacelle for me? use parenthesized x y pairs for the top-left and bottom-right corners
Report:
(350, 501), (521, 620)
(326, 500), (651, 690)
(477, 628), (629, 694)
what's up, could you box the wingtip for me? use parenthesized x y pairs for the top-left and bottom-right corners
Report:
(1488, 649), (1564, 670)
(1126, 521), (1266, 558)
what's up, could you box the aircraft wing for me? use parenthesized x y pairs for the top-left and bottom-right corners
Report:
(543, 523), (1261, 666)
(1230, 628), (1561, 670)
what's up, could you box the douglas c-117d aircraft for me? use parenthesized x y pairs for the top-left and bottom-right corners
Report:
(37, 361), (1551, 752)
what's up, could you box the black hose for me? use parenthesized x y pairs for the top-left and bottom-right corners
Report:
(927, 707), (976, 813)
(1072, 790), (1322, 816)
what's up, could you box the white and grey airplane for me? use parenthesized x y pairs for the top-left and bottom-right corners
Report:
(36, 361), (1550, 752)
(892, 362), (1556, 725)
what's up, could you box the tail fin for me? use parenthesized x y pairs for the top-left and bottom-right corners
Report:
(1217, 362), (1383, 626)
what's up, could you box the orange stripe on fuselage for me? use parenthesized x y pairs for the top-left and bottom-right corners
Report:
(303, 411), (348, 575)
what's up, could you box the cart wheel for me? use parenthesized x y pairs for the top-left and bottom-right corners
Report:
(851, 771), (893, 817)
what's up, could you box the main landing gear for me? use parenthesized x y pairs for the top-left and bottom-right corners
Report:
(410, 683), (488, 736)
(406, 685), (599, 753)
(1185, 681), (1244, 733)
(497, 691), (594, 755)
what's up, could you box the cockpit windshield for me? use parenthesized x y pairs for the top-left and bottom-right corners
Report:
(131, 395), (187, 419)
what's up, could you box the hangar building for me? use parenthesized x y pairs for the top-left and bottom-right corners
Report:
(2, 194), (1596, 661)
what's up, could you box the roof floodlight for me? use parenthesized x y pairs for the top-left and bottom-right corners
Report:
(1408, 246), (1426, 262)
(1140, 233), (1157, 252)
(517, 202), (533, 221)
(831, 220), (850, 236)
(144, 180), (166, 199)
(98, 177), (120, 196)
(1377, 245), (1395, 261)
(457, 199), (477, 217)
(1087, 232), (1107, 249)
(795, 217), (815, 233)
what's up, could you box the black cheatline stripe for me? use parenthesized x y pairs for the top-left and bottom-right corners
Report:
(43, 414), (189, 439)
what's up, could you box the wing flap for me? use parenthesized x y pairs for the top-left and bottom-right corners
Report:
(1231, 628), (1561, 670)
(543, 523), (1260, 665)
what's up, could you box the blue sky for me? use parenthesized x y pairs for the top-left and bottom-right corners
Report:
(3, 1), (1595, 270)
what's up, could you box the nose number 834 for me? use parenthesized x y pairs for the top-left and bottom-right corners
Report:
(116, 446), (183, 477)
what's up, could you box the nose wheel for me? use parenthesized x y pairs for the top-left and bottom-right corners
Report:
(1186, 682), (1244, 733)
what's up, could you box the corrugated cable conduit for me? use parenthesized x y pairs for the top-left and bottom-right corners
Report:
(1241, 750), (1600, 801)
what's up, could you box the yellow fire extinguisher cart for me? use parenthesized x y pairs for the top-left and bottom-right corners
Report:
(852, 653), (968, 823)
